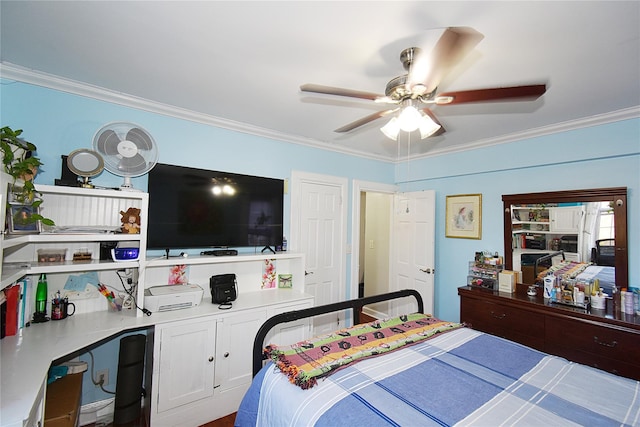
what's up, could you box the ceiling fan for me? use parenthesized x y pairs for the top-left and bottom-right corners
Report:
(301, 27), (547, 140)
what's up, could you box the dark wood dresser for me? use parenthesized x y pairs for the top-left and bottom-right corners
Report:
(459, 285), (640, 381)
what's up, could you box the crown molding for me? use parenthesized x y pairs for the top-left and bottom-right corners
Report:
(401, 106), (640, 163)
(1, 63), (391, 161)
(2, 62), (637, 164)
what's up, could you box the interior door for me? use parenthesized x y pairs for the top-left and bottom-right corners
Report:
(391, 190), (436, 315)
(290, 172), (347, 336)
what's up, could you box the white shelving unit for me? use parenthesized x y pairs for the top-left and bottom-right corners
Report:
(1, 182), (314, 427)
(1, 184), (148, 304)
(143, 252), (305, 294)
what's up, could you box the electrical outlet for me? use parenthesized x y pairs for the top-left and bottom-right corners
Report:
(96, 369), (109, 387)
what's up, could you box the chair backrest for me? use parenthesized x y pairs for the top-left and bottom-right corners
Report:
(595, 238), (615, 266)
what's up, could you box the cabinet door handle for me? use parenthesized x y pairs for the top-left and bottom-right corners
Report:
(594, 336), (618, 348)
(490, 311), (506, 320)
(208, 356), (214, 362)
(224, 352), (230, 358)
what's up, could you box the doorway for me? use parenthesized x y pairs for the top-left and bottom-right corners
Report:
(351, 180), (397, 320)
(351, 182), (436, 322)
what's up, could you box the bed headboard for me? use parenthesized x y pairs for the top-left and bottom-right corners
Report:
(252, 289), (424, 377)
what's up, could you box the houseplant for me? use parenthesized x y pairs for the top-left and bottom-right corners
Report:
(1, 126), (54, 227)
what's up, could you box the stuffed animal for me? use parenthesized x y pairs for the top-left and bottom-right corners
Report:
(120, 207), (141, 234)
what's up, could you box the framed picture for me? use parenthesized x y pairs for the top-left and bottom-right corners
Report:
(445, 194), (482, 239)
(7, 203), (41, 234)
(278, 274), (293, 289)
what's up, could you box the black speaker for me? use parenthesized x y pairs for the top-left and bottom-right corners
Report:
(54, 155), (80, 187)
(114, 334), (146, 425)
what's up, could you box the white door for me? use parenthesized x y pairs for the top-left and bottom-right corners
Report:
(391, 190), (436, 316)
(290, 171), (347, 335)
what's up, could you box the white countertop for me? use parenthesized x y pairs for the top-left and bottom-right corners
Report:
(0, 289), (313, 427)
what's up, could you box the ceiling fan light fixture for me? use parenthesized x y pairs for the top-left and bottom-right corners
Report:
(380, 117), (400, 140)
(419, 115), (441, 138)
(397, 105), (422, 132)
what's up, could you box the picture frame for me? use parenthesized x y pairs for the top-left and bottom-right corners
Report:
(7, 203), (41, 234)
(445, 194), (482, 239)
(278, 274), (293, 289)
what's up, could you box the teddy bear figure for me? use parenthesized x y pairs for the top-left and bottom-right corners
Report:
(120, 207), (141, 234)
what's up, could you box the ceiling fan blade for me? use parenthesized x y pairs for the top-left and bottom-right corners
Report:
(421, 108), (447, 136)
(436, 84), (547, 105)
(409, 27), (484, 94)
(334, 109), (397, 133)
(301, 84), (383, 101)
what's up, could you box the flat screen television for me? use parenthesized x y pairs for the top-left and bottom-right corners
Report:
(147, 163), (284, 251)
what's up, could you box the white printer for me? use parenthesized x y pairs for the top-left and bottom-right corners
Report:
(144, 283), (204, 312)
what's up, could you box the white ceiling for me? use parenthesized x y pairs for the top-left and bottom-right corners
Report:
(1, 1), (639, 162)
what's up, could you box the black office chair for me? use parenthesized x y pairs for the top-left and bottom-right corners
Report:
(591, 238), (615, 266)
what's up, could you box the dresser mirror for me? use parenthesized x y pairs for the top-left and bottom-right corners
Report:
(502, 187), (628, 287)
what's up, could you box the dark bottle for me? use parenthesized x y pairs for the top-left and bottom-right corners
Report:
(612, 284), (621, 313)
(35, 273), (48, 314)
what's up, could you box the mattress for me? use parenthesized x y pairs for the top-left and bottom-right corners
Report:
(236, 327), (640, 426)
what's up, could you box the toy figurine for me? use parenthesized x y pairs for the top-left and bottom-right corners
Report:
(120, 207), (141, 234)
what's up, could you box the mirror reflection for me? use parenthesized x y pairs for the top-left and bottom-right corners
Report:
(502, 188), (628, 291)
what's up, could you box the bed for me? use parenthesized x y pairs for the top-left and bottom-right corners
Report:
(236, 290), (640, 426)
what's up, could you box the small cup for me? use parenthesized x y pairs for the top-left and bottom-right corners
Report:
(51, 298), (75, 320)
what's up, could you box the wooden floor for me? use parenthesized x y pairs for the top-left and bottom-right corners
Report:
(90, 411), (235, 427)
(200, 412), (236, 427)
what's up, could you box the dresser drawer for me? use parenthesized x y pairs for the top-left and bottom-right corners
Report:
(462, 296), (544, 338)
(545, 340), (640, 380)
(546, 316), (640, 363)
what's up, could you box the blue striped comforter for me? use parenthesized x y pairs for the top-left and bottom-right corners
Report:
(236, 327), (640, 426)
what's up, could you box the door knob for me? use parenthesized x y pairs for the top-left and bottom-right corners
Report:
(305, 271), (314, 276)
(419, 268), (434, 274)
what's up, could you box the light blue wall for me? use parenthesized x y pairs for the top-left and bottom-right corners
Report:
(2, 80), (639, 404)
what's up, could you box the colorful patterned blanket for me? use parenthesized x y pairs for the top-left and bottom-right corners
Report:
(264, 313), (463, 389)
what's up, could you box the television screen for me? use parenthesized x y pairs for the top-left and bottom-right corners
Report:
(147, 163), (284, 250)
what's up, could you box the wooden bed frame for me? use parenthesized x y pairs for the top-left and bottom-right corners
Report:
(252, 289), (424, 377)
